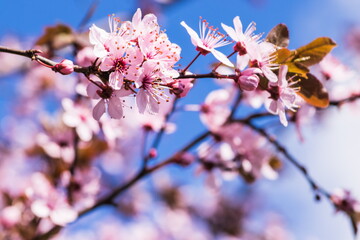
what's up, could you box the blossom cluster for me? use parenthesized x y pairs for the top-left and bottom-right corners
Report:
(181, 16), (300, 126)
(88, 9), (182, 120)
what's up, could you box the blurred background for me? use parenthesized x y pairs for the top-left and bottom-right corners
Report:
(1, 0), (360, 239)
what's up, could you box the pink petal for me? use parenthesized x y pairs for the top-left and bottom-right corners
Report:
(221, 23), (238, 42)
(267, 100), (278, 114)
(76, 124), (92, 142)
(233, 16), (244, 38)
(236, 54), (250, 70)
(136, 89), (147, 114)
(262, 66), (278, 83)
(180, 21), (202, 47)
(278, 64), (288, 86)
(31, 200), (50, 218)
(108, 97), (123, 119)
(278, 103), (288, 127)
(100, 57), (114, 71)
(50, 207), (77, 226)
(86, 83), (101, 99)
(211, 49), (234, 67)
(114, 88), (132, 98)
(93, 100), (106, 121)
(132, 8), (142, 28)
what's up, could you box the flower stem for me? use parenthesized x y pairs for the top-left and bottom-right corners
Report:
(181, 52), (201, 74)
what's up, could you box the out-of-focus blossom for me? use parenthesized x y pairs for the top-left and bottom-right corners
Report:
(25, 173), (77, 226)
(181, 19), (234, 67)
(200, 88), (234, 131)
(62, 98), (100, 141)
(331, 188), (360, 214)
(36, 125), (75, 163)
(0, 204), (23, 228)
(0, 36), (28, 75)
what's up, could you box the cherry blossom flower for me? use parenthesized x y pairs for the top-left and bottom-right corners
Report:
(35, 124), (75, 164)
(130, 8), (160, 41)
(181, 19), (234, 67)
(331, 189), (360, 214)
(61, 98), (100, 141)
(133, 62), (169, 114)
(221, 16), (259, 70)
(248, 41), (278, 82)
(25, 173), (77, 226)
(100, 39), (143, 89)
(86, 80), (132, 121)
(265, 65), (299, 127)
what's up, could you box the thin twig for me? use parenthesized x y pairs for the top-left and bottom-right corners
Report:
(242, 120), (331, 198)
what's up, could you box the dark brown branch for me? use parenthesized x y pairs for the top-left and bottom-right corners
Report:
(176, 72), (236, 80)
(329, 94), (360, 106)
(0, 46), (97, 75)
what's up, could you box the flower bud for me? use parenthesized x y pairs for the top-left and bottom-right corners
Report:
(53, 59), (74, 75)
(238, 68), (261, 91)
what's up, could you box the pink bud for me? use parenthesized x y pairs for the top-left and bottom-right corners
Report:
(169, 78), (194, 98)
(238, 68), (261, 91)
(53, 59), (74, 75)
(173, 151), (195, 166)
(148, 148), (157, 159)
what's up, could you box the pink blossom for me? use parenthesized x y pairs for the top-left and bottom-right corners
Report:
(61, 98), (100, 141)
(200, 88), (234, 131)
(181, 19), (234, 67)
(331, 189), (360, 214)
(221, 16), (259, 70)
(265, 65), (299, 127)
(248, 41), (278, 82)
(25, 173), (77, 226)
(86, 81), (132, 120)
(0, 204), (23, 228)
(130, 8), (160, 41)
(100, 39), (143, 89)
(133, 62), (169, 114)
(35, 124), (75, 164)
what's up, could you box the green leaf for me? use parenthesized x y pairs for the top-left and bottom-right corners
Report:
(266, 23), (290, 48)
(292, 37), (337, 67)
(293, 73), (329, 108)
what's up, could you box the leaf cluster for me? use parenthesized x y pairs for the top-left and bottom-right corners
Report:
(267, 24), (337, 108)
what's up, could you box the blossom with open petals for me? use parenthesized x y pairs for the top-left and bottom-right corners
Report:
(265, 65), (299, 126)
(222, 16), (259, 70)
(181, 19), (233, 67)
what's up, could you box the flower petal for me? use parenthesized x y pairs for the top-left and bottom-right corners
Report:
(108, 97), (123, 119)
(180, 21), (202, 47)
(93, 100), (105, 121)
(136, 89), (147, 114)
(211, 49), (234, 67)
(221, 23), (238, 42)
